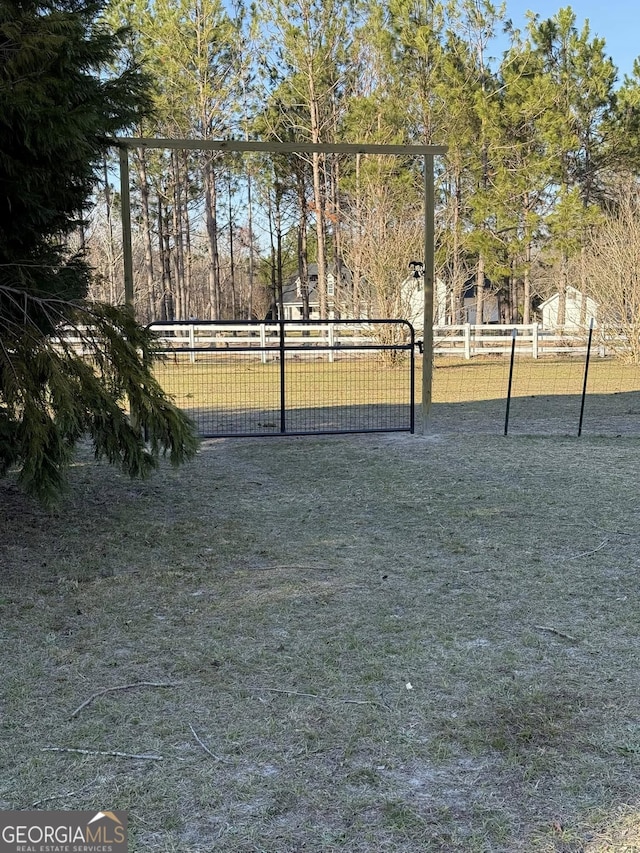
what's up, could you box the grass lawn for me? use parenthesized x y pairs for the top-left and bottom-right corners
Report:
(1, 430), (639, 851)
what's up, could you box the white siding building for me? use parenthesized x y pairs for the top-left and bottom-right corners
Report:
(539, 287), (598, 329)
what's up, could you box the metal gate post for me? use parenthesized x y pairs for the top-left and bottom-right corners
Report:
(279, 319), (286, 433)
(410, 324), (416, 434)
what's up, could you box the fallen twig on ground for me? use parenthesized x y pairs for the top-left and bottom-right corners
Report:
(188, 723), (232, 763)
(251, 686), (385, 707)
(534, 626), (578, 642)
(70, 681), (181, 718)
(32, 778), (100, 807)
(554, 540), (608, 561)
(42, 747), (162, 761)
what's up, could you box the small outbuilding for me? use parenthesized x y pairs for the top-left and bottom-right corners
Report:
(539, 286), (598, 330)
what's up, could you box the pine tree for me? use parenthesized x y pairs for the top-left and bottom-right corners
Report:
(529, 7), (616, 325)
(0, 0), (198, 503)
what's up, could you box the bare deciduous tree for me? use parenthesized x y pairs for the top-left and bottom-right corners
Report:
(583, 189), (640, 362)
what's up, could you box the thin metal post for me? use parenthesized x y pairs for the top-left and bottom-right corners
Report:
(578, 318), (595, 437)
(118, 145), (134, 307)
(504, 328), (517, 436)
(279, 319), (286, 434)
(409, 324), (416, 434)
(422, 153), (435, 433)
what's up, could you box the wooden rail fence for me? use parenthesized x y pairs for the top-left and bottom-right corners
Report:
(56, 321), (619, 360)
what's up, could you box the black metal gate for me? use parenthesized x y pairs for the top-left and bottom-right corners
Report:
(149, 319), (415, 437)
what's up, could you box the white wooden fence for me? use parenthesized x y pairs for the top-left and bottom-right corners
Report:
(150, 321), (601, 361)
(148, 322), (386, 364)
(57, 321), (614, 360)
(432, 323), (600, 359)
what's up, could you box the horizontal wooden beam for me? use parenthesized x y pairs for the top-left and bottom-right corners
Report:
(113, 137), (448, 157)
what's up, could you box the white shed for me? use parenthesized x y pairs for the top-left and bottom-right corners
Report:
(400, 276), (448, 331)
(539, 286), (598, 329)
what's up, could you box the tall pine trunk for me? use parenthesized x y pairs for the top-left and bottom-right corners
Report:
(102, 157), (117, 305)
(475, 252), (485, 325)
(296, 171), (310, 321)
(246, 167), (255, 320)
(171, 151), (186, 320)
(157, 196), (174, 322)
(135, 148), (157, 322)
(204, 155), (221, 320)
(181, 152), (192, 317)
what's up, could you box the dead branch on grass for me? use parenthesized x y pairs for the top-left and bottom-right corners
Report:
(256, 565), (331, 573)
(32, 778), (100, 807)
(587, 519), (640, 537)
(554, 540), (609, 561)
(188, 723), (232, 763)
(534, 626), (578, 642)
(252, 686), (386, 708)
(42, 747), (163, 761)
(70, 681), (181, 718)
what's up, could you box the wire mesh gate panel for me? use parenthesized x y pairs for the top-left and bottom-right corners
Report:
(150, 320), (415, 437)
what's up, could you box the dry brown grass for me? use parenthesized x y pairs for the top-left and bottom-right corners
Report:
(1, 429), (639, 851)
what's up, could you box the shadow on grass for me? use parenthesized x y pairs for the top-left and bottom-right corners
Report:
(181, 402), (414, 437)
(440, 686), (585, 762)
(180, 390), (640, 438)
(430, 390), (640, 436)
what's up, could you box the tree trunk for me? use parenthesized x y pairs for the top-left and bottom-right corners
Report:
(557, 251), (568, 328)
(158, 197), (173, 322)
(523, 240), (531, 325)
(307, 67), (328, 317)
(171, 151), (186, 320)
(510, 265), (519, 322)
(274, 182), (285, 320)
(311, 149), (328, 317)
(352, 153), (363, 318)
(103, 157), (117, 305)
(135, 148), (157, 322)
(204, 155), (221, 320)
(330, 152), (342, 316)
(246, 167), (255, 320)
(227, 171), (237, 318)
(181, 151), (193, 318)
(475, 253), (485, 325)
(579, 243), (588, 326)
(451, 171), (464, 324)
(268, 211), (277, 320)
(296, 170), (310, 321)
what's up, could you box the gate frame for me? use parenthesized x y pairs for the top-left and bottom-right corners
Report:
(149, 318), (416, 437)
(114, 136), (447, 432)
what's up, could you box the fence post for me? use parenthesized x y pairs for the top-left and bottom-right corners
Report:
(189, 323), (196, 364)
(279, 320), (286, 433)
(578, 318), (595, 437)
(328, 323), (335, 363)
(464, 323), (471, 359)
(532, 323), (538, 359)
(260, 323), (267, 364)
(504, 328), (517, 436)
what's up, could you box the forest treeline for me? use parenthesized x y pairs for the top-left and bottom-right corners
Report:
(88, 0), (640, 338)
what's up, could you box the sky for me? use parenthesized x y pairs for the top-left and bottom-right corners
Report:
(491, 0), (639, 82)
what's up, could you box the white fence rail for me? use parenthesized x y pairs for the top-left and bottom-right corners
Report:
(56, 321), (616, 361)
(148, 322), (386, 364)
(150, 322), (603, 361)
(432, 324), (601, 359)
